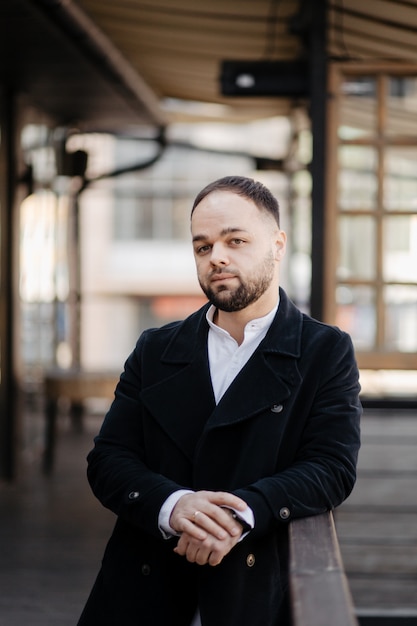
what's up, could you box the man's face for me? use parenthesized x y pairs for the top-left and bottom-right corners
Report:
(191, 190), (286, 313)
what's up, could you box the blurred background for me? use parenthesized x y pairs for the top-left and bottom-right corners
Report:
(0, 1), (416, 624)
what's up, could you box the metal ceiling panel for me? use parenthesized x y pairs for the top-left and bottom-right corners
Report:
(74, 0), (306, 122)
(1, 0), (417, 133)
(328, 0), (417, 62)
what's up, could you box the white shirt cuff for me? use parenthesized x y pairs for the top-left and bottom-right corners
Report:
(226, 505), (255, 540)
(158, 489), (194, 539)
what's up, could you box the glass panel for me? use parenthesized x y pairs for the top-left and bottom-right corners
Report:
(172, 197), (193, 239)
(21, 301), (55, 366)
(19, 191), (57, 303)
(339, 77), (377, 140)
(383, 215), (417, 282)
(384, 147), (417, 211)
(386, 76), (417, 136)
(338, 216), (376, 280)
(385, 285), (417, 352)
(113, 191), (153, 240)
(338, 146), (378, 210)
(335, 285), (376, 350)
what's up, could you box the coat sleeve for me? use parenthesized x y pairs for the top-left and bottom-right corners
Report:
(233, 330), (362, 537)
(85, 332), (186, 539)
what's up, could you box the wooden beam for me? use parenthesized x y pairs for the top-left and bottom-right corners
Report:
(289, 511), (359, 626)
(30, 0), (167, 127)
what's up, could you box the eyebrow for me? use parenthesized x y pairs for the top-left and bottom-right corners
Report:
(192, 227), (248, 243)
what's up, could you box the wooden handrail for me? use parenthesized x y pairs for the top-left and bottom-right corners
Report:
(42, 368), (119, 473)
(289, 511), (358, 626)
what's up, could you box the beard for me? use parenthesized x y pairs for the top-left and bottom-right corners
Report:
(198, 251), (275, 312)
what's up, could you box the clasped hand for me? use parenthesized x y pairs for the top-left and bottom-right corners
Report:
(170, 490), (248, 567)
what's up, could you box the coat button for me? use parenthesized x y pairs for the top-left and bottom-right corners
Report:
(271, 404), (283, 413)
(141, 563), (151, 576)
(128, 491), (140, 500)
(246, 554), (255, 567)
(279, 507), (291, 520)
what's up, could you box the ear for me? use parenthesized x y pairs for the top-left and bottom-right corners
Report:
(274, 230), (287, 261)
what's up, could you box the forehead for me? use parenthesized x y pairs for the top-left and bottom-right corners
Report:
(191, 190), (264, 230)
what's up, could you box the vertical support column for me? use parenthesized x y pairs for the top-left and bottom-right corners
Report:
(71, 193), (82, 368)
(0, 88), (17, 480)
(308, 0), (327, 321)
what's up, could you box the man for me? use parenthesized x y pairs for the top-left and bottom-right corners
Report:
(78, 176), (361, 626)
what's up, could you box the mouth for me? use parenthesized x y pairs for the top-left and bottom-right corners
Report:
(210, 273), (236, 283)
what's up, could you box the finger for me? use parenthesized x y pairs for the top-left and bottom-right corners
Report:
(178, 518), (208, 541)
(198, 504), (244, 538)
(191, 510), (228, 540)
(174, 535), (209, 565)
(194, 547), (209, 566)
(207, 491), (248, 512)
(192, 508), (241, 540)
(179, 491), (246, 517)
(185, 543), (201, 564)
(175, 530), (210, 555)
(174, 533), (191, 557)
(187, 535), (220, 566)
(174, 531), (240, 566)
(208, 551), (223, 567)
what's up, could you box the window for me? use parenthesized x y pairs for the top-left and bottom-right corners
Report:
(325, 66), (417, 371)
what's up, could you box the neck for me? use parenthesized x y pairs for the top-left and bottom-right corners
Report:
(213, 294), (278, 345)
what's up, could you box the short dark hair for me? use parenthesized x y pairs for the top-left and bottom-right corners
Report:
(191, 176), (280, 227)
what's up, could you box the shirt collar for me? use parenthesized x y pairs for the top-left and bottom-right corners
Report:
(206, 296), (280, 335)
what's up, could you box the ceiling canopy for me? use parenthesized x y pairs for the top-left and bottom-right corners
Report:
(1, 0), (417, 134)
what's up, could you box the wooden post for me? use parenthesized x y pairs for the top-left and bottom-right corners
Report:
(0, 88), (17, 480)
(309, 0), (327, 321)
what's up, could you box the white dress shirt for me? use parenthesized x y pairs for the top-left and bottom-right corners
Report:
(206, 301), (279, 404)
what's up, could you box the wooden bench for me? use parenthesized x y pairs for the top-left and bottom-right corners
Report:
(43, 368), (119, 474)
(289, 511), (358, 626)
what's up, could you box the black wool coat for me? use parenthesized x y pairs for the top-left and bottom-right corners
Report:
(78, 289), (361, 626)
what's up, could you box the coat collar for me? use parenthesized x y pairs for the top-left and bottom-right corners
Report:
(140, 289), (303, 459)
(160, 288), (303, 365)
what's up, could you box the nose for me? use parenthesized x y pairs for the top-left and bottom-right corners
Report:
(209, 242), (229, 267)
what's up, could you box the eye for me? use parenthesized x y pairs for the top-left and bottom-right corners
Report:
(195, 244), (211, 255)
(230, 238), (245, 246)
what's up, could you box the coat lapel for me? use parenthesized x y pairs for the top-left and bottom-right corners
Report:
(140, 306), (215, 461)
(205, 292), (304, 429)
(140, 290), (304, 454)
(205, 349), (300, 430)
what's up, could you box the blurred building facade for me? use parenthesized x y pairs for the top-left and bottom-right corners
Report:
(18, 119), (298, 374)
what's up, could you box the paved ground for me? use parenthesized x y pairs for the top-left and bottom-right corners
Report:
(0, 414), (114, 626)
(0, 408), (416, 625)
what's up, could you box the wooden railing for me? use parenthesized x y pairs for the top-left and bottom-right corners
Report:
(289, 510), (358, 626)
(43, 368), (118, 473)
